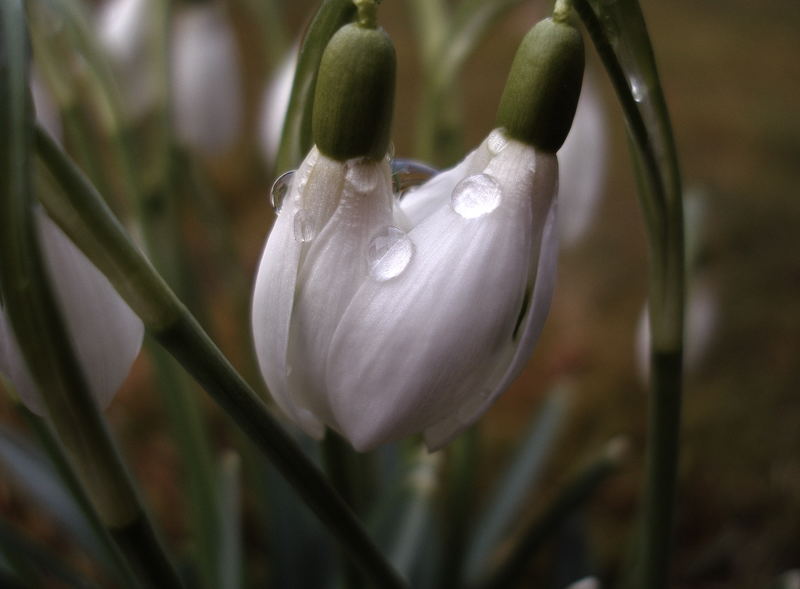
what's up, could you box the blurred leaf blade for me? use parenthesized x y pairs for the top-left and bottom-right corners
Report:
(274, 0), (356, 174)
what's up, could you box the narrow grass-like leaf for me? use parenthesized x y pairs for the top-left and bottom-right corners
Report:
(274, 0), (356, 173)
(475, 438), (628, 589)
(218, 452), (243, 589)
(0, 521), (99, 589)
(34, 127), (406, 589)
(464, 385), (571, 584)
(1, 6), (182, 586)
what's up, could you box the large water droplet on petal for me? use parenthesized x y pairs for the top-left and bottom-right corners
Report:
(391, 159), (438, 196)
(452, 174), (502, 219)
(293, 209), (316, 242)
(487, 129), (509, 155)
(367, 226), (414, 281)
(270, 170), (295, 212)
(345, 161), (378, 193)
(630, 75), (647, 103)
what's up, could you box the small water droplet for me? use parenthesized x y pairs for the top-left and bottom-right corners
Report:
(286, 364), (293, 377)
(451, 174), (502, 219)
(367, 226), (414, 281)
(270, 170), (295, 212)
(487, 129), (509, 155)
(630, 76), (646, 103)
(391, 159), (438, 195)
(293, 209), (316, 242)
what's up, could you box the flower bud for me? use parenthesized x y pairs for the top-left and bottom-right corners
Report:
(312, 22), (396, 161)
(0, 209), (144, 415)
(496, 16), (584, 152)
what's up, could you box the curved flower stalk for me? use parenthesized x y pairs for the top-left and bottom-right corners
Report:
(97, 0), (162, 121)
(0, 208), (144, 415)
(258, 47), (298, 168)
(557, 74), (607, 247)
(171, 2), (242, 155)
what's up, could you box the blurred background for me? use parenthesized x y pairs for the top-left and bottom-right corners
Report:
(2, 0), (799, 587)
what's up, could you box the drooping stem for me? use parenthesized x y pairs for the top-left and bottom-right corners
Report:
(571, 2), (684, 588)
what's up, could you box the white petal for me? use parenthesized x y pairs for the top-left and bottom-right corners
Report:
(251, 149), (345, 438)
(424, 156), (558, 449)
(258, 48), (298, 167)
(399, 139), (492, 226)
(171, 4), (242, 155)
(31, 68), (62, 144)
(327, 139), (552, 451)
(557, 74), (607, 247)
(1, 210), (144, 415)
(287, 159), (394, 428)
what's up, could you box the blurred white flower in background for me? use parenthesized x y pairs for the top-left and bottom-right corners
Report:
(30, 67), (62, 143)
(97, 0), (161, 121)
(0, 209), (145, 415)
(557, 74), (607, 247)
(171, 3), (242, 156)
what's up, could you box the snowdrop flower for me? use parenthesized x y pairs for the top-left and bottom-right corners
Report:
(558, 75), (607, 247)
(171, 2), (242, 155)
(97, 0), (161, 121)
(0, 209), (144, 415)
(252, 10), (584, 451)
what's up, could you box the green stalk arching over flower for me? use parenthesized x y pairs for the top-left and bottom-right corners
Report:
(252, 8), (584, 452)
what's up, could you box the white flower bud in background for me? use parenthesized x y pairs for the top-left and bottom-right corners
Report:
(565, 577), (601, 589)
(97, 0), (161, 121)
(171, 3), (242, 156)
(30, 68), (62, 144)
(557, 75), (607, 247)
(258, 48), (298, 167)
(0, 209), (145, 415)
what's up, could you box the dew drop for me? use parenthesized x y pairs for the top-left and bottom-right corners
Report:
(367, 226), (414, 281)
(293, 209), (316, 242)
(451, 174), (502, 219)
(391, 159), (438, 195)
(487, 129), (509, 155)
(630, 76), (647, 103)
(286, 364), (293, 377)
(270, 170), (294, 212)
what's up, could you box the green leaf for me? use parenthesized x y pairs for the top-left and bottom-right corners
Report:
(463, 386), (571, 584)
(274, 0), (357, 174)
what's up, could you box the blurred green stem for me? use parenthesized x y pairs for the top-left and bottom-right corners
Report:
(34, 128), (406, 589)
(476, 439), (627, 589)
(572, 2), (684, 588)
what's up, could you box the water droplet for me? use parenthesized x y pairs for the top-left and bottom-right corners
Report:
(293, 209), (316, 242)
(451, 174), (502, 219)
(630, 76), (647, 103)
(286, 364), (293, 377)
(391, 159), (438, 195)
(487, 129), (508, 155)
(346, 162), (378, 193)
(367, 226), (414, 281)
(270, 170), (295, 212)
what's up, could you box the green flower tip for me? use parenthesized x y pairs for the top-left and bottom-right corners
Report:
(496, 17), (585, 152)
(312, 21), (396, 161)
